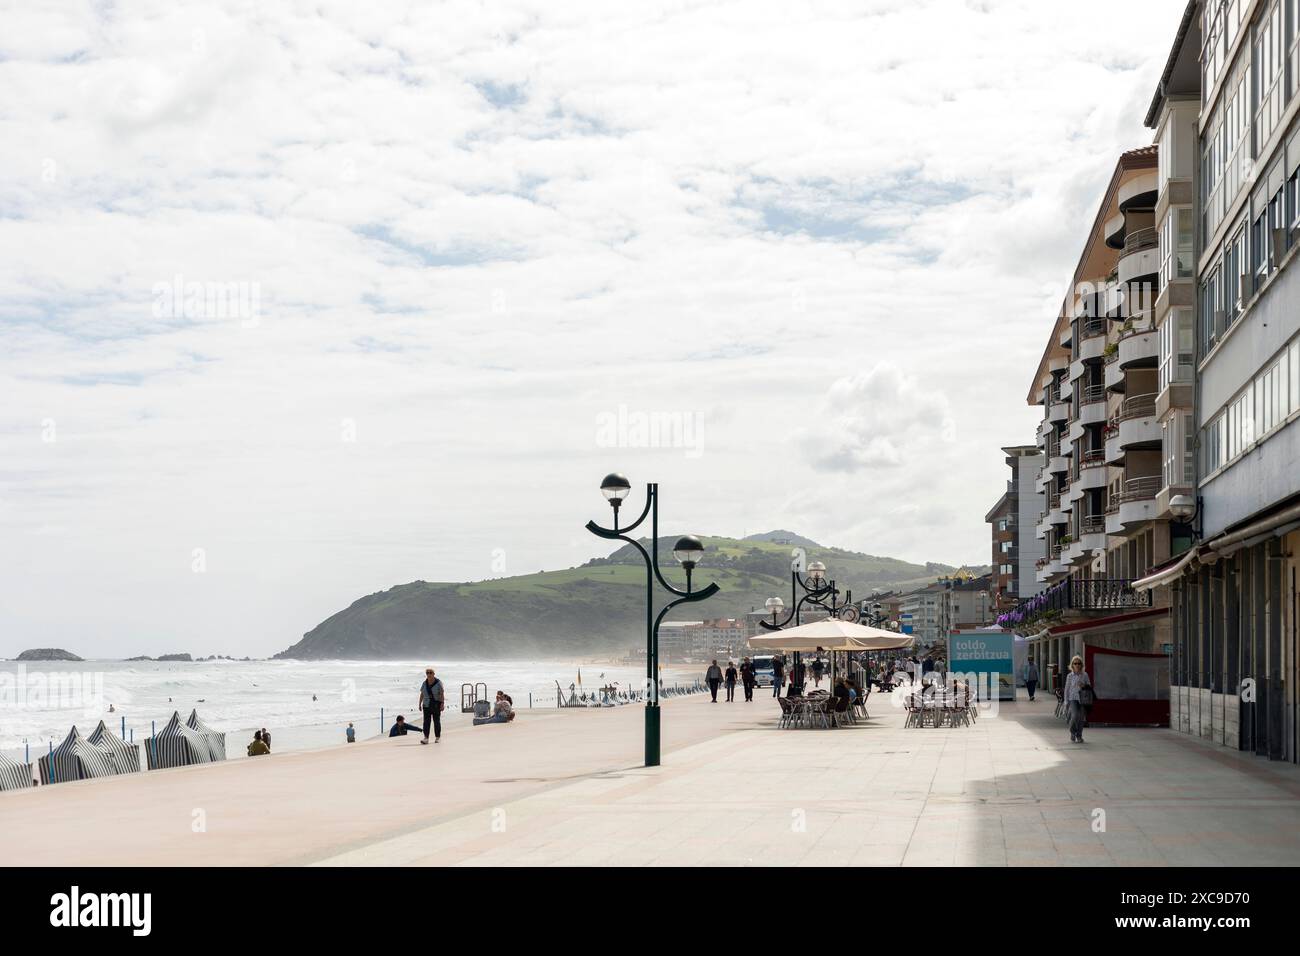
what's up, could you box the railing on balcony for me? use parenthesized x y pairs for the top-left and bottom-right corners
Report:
(1048, 493), (1061, 511)
(1080, 448), (1105, 468)
(996, 577), (1153, 628)
(1122, 226), (1158, 255)
(1080, 317), (1107, 339)
(1113, 475), (1160, 504)
(1119, 392), (1157, 420)
(1080, 514), (1106, 535)
(1081, 383), (1105, 405)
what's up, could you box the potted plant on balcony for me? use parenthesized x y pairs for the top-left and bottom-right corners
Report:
(1059, 534), (1073, 546)
(1103, 341), (1118, 357)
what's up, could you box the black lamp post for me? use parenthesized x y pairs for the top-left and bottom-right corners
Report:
(586, 473), (720, 767)
(760, 557), (860, 695)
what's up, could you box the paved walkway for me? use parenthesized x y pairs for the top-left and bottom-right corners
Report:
(5, 690), (1300, 866)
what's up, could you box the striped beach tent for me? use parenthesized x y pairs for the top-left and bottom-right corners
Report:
(186, 710), (227, 762)
(146, 711), (213, 770)
(87, 720), (142, 775)
(0, 752), (34, 791)
(38, 725), (119, 785)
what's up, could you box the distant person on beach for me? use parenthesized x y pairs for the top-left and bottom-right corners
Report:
(247, 731), (269, 756)
(389, 715), (416, 736)
(312, 695), (317, 702)
(260, 728), (271, 751)
(346, 723), (356, 743)
(705, 660), (723, 702)
(724, 662), (738, 702)
(740, 657), (755, 702)
(474, 692), (515, 726)
(417, 667), (445, 744)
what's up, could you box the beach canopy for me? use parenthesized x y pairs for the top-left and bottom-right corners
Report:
(38, 725), (125, 785)
(186, 709), (227, 762)
(0, 752), (33, 791)
(87, 720), (142, 775)
(147, 711), (217, 770)
(748, 618), (914, 653)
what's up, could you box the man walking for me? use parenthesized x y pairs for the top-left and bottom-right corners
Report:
(772, 656), (785, 697)
(740, 657), (756, 702)
(417, 666), (445, 744)
(706, 660), (723, 702)
(724, 661), (738, 702)
(1024, 658), (1039, 702)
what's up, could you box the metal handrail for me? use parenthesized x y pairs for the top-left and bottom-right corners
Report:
(1119, 392), (1157, 420)
(1081, 514), (1106, 535)
(1115, 475), (1160, 503)
(1122, 226), (1158, 255)
(1080, 448), (1106, 468)
(1081, 383), (1106, 405)
(1080, 317), (1107, 338)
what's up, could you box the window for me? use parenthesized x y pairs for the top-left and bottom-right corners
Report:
(997, 519), (1007, 532)
(1000, 541), (1012, 554)
(1203, 332), (1300, 477)
(1000, 564), (1013, 577)
(1160, 309), (1195, 392)
(1200, 261), (1222, 356)
(1254, 2), (1285, 152)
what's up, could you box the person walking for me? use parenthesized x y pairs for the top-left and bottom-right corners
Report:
(1064, 655), (1092, 743)
(740, 657), (756, 702)
(723, 661), (738, 702)
(905, 657), (917, 685)
(811, 657), (825, 687)
(417, 666), (445, 744)
(706, 660), (723, 702)
(772, 656), (785, 698)
(345, 722), (356, 743)
(1024, 659), (1040, 702)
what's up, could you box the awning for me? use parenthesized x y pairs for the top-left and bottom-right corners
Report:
(748, 618), (913, 652)
(1205, 498), (1300, 557)
(1132, 546), (1200, 591)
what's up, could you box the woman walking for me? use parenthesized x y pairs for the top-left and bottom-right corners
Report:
(1064, 655), (1093, 743)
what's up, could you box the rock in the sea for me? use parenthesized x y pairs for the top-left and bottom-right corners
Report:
(155, 653), (193, 662)
(15, 648), (84, 662)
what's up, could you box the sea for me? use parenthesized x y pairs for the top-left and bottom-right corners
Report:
(0, 658), (696, 763)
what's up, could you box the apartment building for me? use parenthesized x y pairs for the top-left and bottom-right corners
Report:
(985, 444), (1046, 612)
(1135, 0), (1300, 763)
(899, 575), (992, 645)
(1013, 143), (1175, 696)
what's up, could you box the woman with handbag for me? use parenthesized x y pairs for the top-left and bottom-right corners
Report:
(1064, 655), (1093, 743)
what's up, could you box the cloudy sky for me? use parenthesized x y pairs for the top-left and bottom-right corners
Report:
(0, 0), (1187, 657)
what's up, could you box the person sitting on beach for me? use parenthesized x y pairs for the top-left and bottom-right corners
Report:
(474, 692), (516, 726)
(247, 731), (270, 757)
(389, 715), (417, 737)
(260, 727), (271, 751)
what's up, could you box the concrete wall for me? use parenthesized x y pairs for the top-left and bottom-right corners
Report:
(1171, 685), (1240, 748)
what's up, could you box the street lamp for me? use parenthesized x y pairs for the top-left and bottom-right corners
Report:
(586, 476), (720, 767)
(1169, 493), (1202, 533)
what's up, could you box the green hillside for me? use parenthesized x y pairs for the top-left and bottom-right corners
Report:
(274, 532), (984, 660)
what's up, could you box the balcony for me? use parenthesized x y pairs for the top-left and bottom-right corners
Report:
(1117, 228), (1159, 286)
(1117, 325), (1158, 369)
(1047, 399), (1071, 424)
(1117, 392), (1160, 450)
(1073, 450), (1109, 492)
(1046, 453), (1069, 475)
(1109, 474), (1160, 530)
(1104, 346), (1125, 391)
(997, 576), (1153, 629)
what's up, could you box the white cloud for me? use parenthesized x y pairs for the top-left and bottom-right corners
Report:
(0, 0), (1188, 655)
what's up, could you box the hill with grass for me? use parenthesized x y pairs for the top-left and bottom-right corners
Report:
(274, 533), (985, 660)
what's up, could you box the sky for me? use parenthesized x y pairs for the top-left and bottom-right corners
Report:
(0, 0), (1189, 657)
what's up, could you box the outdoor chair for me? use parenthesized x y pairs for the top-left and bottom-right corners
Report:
(903, 694), (923, 729)
(777, 696), (798, 730)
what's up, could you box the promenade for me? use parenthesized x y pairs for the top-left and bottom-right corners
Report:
(5, 690), (1300, 866)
